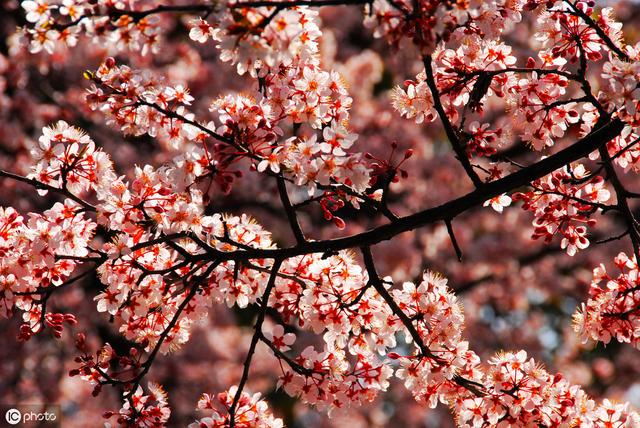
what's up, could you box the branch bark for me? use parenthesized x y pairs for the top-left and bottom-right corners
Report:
(208, 118), (624, 261)
(423, 55), (484, 188)
(277, 175), (306, 244)
(228, 258), (283, 427)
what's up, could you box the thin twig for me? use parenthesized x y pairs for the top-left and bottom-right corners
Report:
(0, 170), (95, 211)
(277, 175), (306, 244)
(423, 56), (484, 188)
(228, 258), (283, 427)
(445, 219), (463, 262)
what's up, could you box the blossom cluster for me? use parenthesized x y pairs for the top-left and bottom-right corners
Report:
(86, 60), (205, 151)
(391, 36), (517, 123)
(388, 5), (632, 153)
(533, 6), (607, 64)
(276, 343), (393, 414)
(392, 272), (483, 409)
(599, 43), (640, 127)
(96, 161), (205, 235)
(454, 350), (640, 427)
(107, 383), (171, 427)
(189, 387), (283, 428)
(0, 201), (94, 338)
(573, 252), (640, 349)
(509, 72), (579, 150)
(597, 125), (640, 172)
(20, 0), (164, 55)
(513, 163), (611, 256)
(95, 210), (278, 353)
(28, 120), (114, 195)
(199, 6), (372, 200)
(71, 334), (166, 427)
(364, 0), (524, 55)
(190, 7), (321, 77)
(252, 253), (395, 412)
(391, 40), (583, 153)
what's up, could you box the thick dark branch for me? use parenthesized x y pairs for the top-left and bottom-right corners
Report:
(209, 119), (624, 261)
(423, 55), (484, 188)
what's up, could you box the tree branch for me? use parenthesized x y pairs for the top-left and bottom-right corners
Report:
(230, 0), (370, 8)
(445, 219), (463, 262)
(0, 170), (96, 211)
(423, 55), (484, 188)
(361, 246), (485, 396)
(228, 258), (283, 427)
(205, 118), (624, 261)
(277, 175), (306, 244)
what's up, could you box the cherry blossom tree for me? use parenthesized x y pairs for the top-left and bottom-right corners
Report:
(1, 0), (640, 426)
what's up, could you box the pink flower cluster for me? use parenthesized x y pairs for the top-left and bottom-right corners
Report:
(268, 255), (394, 412)
(534, 6), (606, 64)
(95, 211), (278, 353)
(190, 7), (321, 77)
(28, 120), (114, 196)
(86, 60), (204, 150)
(455, 350), (640, 427)
(392, 272), (482, 409)
(364, 0), (523, 55)
(509, 71), (579, 150)
(599, 43), (640, 127)
(574, 252), (640, 349)
(109, 383), (171, 427)
(190, 5), (372, 201)
(391, 37), (517, 125)
(189, 387), (284, 428)
(390, 35), (582, 151)
(0, 201), (94, 337)
(513, 163), (611, 256)
(20, 0), (163, 55)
